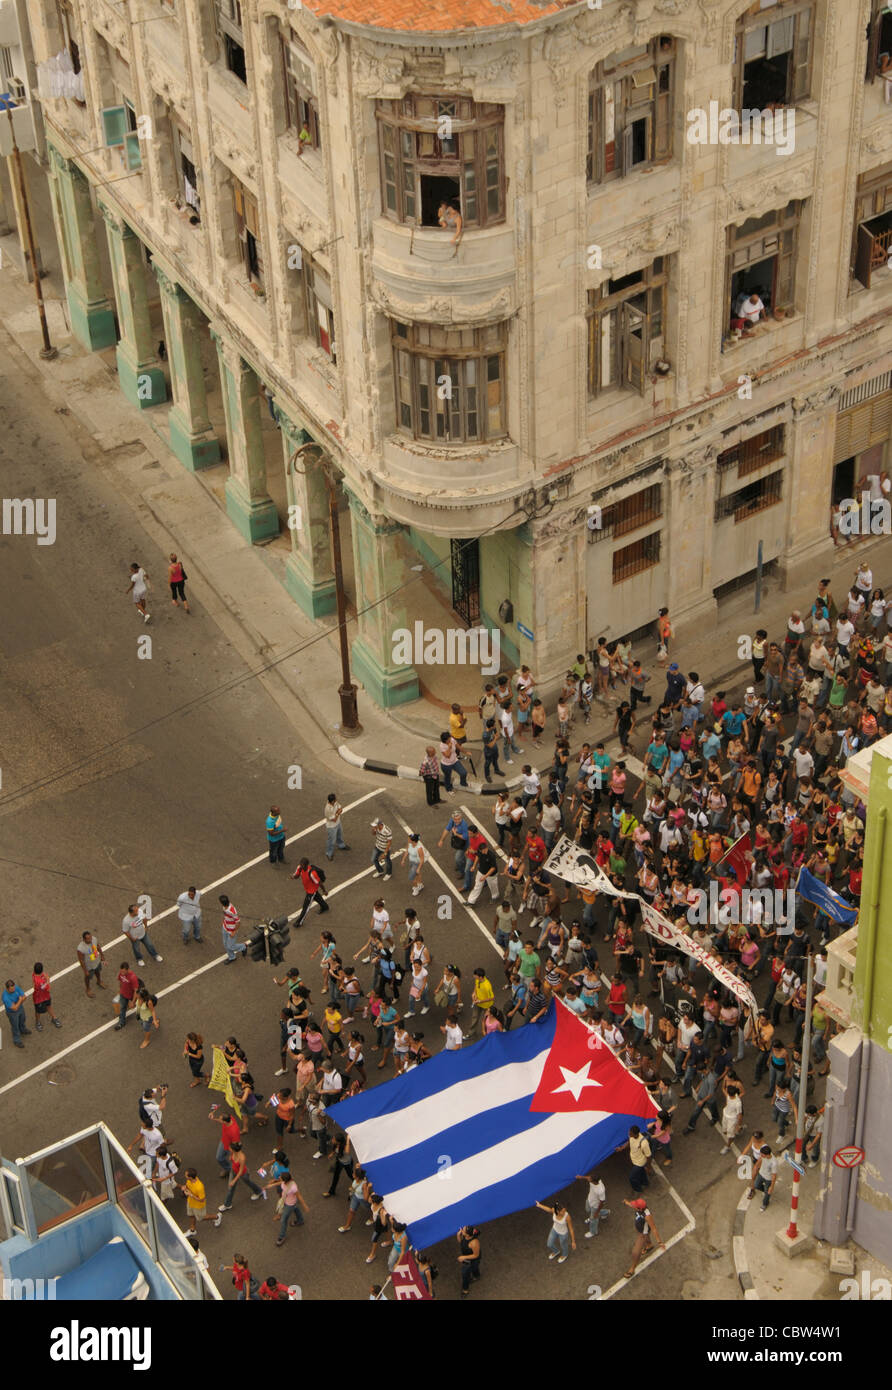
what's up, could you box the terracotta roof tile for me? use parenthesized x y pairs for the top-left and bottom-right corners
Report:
(303, 0), (574, 33)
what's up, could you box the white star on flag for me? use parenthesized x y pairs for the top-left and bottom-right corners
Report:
(551, 1062), (603, 1103)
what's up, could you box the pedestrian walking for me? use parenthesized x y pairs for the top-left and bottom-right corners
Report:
(747, 1144), (778, 1212)
(293, 859), (330, 926)
(622, 1198), (665, 1278)
(183, 1031), (207, 1086)
(219, 895), (247, 962)
(323, 793), (350, 858)
(418, 747), (442, 805)
(337, 1167), (371, 1232)
(31, 962), (62, 1030)
(266, 805), (287, 864)
(457, 1225), (482, 1295)
(370, 820), (393, 878)
(481, 718), (504, 782)
(469, 967), (495, 1035)
(126, 561), (151, 622)
(112, 962), (139, 1031)
(719, 1083), (743, 1152)
(167, 553), (190, 612)
(265, 1171), (309, 1245)
(439, 733), (469, 792)
(217, 1143), (265, 1213)
(210, 1109), (241, 1176)
(177, 887), (203, 944)
(122, 903), (163, 966)
(627, 1125), (652, 1191)
(223, 1254), (261, 1300)
(323, 1133), (354, 1198)
(365, 1194), (392, 1264)
(2, 979), (31, 1048)
(536, 1200), (576, 1263)
(399, 832), (426, 896)
(467, 839), (500, 904)
(135, 987), (159, 1050)
(576, 1172), (609, 1237)
(77, 931), (107, 997)
(180, 1169), (218, 1231)
(153, 1145), (180, 1202)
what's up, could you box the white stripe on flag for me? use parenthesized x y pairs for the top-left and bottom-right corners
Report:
(348, 1046), (552, 1163)
(382, 1109), (614, 1226)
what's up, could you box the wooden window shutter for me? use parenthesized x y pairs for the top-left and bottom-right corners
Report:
(622, 302), (645, 394)
(867, 9), (881, 83)
(791, 8), (812, 102)
(854, 222), (875, 290)
(869, 391), (892, 446)
(654, 76), (672, 161)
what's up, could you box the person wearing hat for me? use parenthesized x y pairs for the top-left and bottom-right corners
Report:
(623, 1197), (664, 1279)
(663, 663), (685, 709)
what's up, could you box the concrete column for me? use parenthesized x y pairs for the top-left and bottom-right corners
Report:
(46, 144), (115, 350)
(211, 328), (278, 543)
(98, 203), (166, 410)
(278, 413), (337, 618)
(152, 258), (221, 471)
(777, 391), (840, 587)
(346, 490), (419, 708)
(664, 449), (719, 631)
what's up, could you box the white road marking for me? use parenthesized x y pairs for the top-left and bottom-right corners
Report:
(0, 798), (387, 1096)
(391, 811), (502, 958)
(598, 1165), (697, 1301)
(21, 787), (386, 997)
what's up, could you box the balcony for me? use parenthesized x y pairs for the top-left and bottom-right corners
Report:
(370, 218), (516, 322)
(818, 924), (859, 1030)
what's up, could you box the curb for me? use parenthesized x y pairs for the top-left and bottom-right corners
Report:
(733, 1193), (760, 1300)
(337, 745), (527, 797)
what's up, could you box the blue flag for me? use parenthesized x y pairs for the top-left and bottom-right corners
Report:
(795, 866), (858, 926)
(332, 1000), (658, 1250)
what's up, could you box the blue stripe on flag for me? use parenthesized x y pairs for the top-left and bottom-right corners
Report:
(403, 1111), (644, 1250)
(333, 1010), (557, 1130)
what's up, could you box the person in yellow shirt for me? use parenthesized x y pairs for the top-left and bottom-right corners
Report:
(323, 1004), (344, 1055)
(471, 969), (495, 1036)
(180, 1168), (218, 1232)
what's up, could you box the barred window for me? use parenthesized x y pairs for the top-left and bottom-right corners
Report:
(587, 259), (668, 397)
(377, 95), (504, 229)
(613, 532), (661, 582)
(391, 320), (507, 443)
(587, 37), (675, 184)
(716, 425), (785, 478)
(589, 484), (662, 543)
(714, 470), (783, 522)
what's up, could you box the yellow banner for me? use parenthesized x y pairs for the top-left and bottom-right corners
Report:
(208, 1045), (242, 1118)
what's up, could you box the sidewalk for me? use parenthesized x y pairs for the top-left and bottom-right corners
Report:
(4, 205), (892, 790)
(732, 1153), (892, 1300)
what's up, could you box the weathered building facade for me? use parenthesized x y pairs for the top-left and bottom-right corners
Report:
(20, 0), (892, 704)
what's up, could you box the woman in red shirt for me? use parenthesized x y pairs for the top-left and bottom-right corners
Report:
(223, 1253), (260, 1301)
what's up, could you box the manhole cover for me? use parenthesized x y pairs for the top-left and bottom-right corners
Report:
(47, 1064), (76, 1086)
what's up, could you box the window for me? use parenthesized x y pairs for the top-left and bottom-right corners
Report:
(613, 532), (660, 582)
(589, 483), (662, 542)
(173, 125), (200, 219)
(377, 95), (504, 229)
(216, 0), (246, 83)
(391, 320), (507, 443)
(233, 179), (263, 290)
(281, 36), (320, 151)
(717, 425), (785, 478)
(726, 201), (800, 331)
(101, 100), (142, 170)
(733, 0), (813, 110)
(866, 0), (892, 81)
(714, 470), (783, 522)
(586, 259), (668, 397)
(303, 255), (336, 359)
(55, 0), (81, 73)
(587, 37), (675, 184)
(852, 163), (892, 290)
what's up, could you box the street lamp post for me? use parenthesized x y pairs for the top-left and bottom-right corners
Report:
(785, 952), (815, 1240)
(3, 101), (56, 360)
(288, 443), (359, 732)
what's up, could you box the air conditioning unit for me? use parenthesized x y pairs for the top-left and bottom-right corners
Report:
(7, 76), (25, 104)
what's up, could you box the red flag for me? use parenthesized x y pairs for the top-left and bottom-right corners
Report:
(390, 1251), (432, 1301)
(716, 831), (752, 887)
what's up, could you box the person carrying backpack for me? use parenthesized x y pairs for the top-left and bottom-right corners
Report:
(292, 858), (329, 926)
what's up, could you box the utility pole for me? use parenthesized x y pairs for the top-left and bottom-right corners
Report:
(289, 444), (359, 732)
(3, 100), (56, 360)
(784, 951), (814, 1241)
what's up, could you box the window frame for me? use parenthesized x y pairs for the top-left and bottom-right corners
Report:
(587, 37), (675, 185)
(281, 34), (321, 151)
(852, 163), (892, 290)
(714, 469), (784, 523)
(233, 178), (263, 291)
(589, 483), (663, 543)
(390, 319), (507, 444)
(612, 531), (661, 583)
(725, 200), (800, 328)
(732, 0), (814, 110)
(172, 123), (200, 217)
(215, 0), (247, 83)
(376, 94), (505, 229)
(303, 253), (337, 361)
(586, 258), (668, 398)
(717, 425), (786, 478)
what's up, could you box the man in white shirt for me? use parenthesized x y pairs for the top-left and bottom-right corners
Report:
(177, 887), (203, 944)
(539, 801), (563, 853)
(736, 292), (765, 328)
(835, 615), (855, 653)
(749, 1145), (778, 1211)
(122, 903), (163, 966)
(499, 706), (521, 762)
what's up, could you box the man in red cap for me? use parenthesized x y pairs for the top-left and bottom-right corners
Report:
(622, 1197), (665, 1280)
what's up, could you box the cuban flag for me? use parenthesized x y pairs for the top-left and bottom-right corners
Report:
(795, 866), (858, 927)
(333, 1000), (659, 1250)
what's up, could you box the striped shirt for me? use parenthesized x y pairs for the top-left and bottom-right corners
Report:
(222, 904), (241, 936)
(374, 824), (391, 851)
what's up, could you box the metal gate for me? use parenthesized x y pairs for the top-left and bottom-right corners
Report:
(451, 538), (481, 627)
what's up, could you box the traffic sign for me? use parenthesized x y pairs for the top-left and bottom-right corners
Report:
(832, 1145), (865, 1169)
(784, 1150), (805, 1176)
(517, 622), (534, 642)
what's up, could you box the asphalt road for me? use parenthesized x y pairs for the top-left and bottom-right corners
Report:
(0, 331), (792, 1301)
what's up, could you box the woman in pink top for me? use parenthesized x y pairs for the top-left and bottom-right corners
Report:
(167, 553), (190, 612)
(483, 1006), (504, 1034)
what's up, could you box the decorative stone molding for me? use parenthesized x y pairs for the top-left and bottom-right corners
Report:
(353, 42), (405, 95)
(536, 505), (591, 541)
(152, 262), (181, 299)
(369, 282), (513, 324)
(47, 143), (71, 177)
(313, 25), (340, 98)
(92, 4), (127, 54)
(791, 385), (841, 417)
(602, 217), (680, 269)
(863, 124), (892, 160)
(210, 120), (256, 185)
(97, 202), (127, 236)
(717, 162), (814, 222)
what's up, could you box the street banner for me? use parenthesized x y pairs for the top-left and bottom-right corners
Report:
(208, 1045), (242, 1118)
(544, 836), (638, 899)
(639, 901), (759, 1016)
(389, 1251), (432, 1301)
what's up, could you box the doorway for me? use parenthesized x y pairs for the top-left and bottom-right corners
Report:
(451, 537), (481, 627)
(833, 458), (856, 506)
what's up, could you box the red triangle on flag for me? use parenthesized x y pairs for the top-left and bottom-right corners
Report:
(529, 1001), (661, 1117)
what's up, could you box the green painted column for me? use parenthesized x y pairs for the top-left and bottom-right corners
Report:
(98, 203), (167, 410)
(211, 329), (278, 543)
(278, 413), (337, 618)
(47, 145), (115, 350)
(346, 490), (419, 708)
(153, 259), (221, 471)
